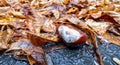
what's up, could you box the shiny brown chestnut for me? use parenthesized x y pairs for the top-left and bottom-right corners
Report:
(57, 25), (87, 47)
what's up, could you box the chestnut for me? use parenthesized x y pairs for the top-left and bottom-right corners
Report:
(58, 25), (87, 47)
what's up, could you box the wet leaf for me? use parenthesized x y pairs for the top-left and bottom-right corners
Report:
(42, 19), (56, 33)
(0, 0), (7, 6)
(103, 32), (120, 46)
(99, 14), (119, 24)
(27, 32), (59, 46)
(52, 9), (60, 19)
(10, 11), (26, 19)
(67, 7), (78, 14)
(85, 19), (111, 35)
(0, 25), (14, 50)
(8, 39), (47, 65)
(0, 0), (119, 65)
(62, 0), (69, 5)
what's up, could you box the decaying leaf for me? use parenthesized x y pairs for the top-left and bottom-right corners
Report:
(104, 11), (120, 24)
(99, 14), (119, 24)
(85, 19), (111, 35)
(42, 19), (56, 33)
(85, 18), (120, 46)
(27, 55), (37, 65)
(0, 0), (7, 6)
(8, 39), (47, 65)
(0, 6), (10, 12)
(10, 11), (26, 19)
(0, 25), (14, 50)
(0, 0), (120, 65)
(67, 7), (78, 14)
(27, 32), (59, 46)
(103, 32), (120, 46)
(52, 9), (60, 19)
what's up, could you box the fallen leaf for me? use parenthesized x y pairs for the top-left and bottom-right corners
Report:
(8, 39), (47, 65)
(99, 14), (119, 24)
(10, 11), (26, 19)
(0, 6), (10, 13)
(0, 25), (14, 50)
(52, 9), (60, 19)
(85, 19), (111, 35)
(103, 32), (120, 46)
(42, 19), (56, 33)
(67, 7), (78, 13)
(90, 11), (103, 19)
(0, 0), (7, 6)
(27, 32), (59, 46)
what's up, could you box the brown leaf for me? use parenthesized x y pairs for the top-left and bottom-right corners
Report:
(52, 9), (60, 19)
(85, 19), (111, 35)
(0, 26), (14, 50)
(103, 11), (120, 24)
(27, 55), (37, 65)
(99, 14), (119, 24)
(0, 0), (7, 6)
(67, 7), (78, 14)
(42, 19), (56, 33)
(27, 32), (59, 46)
(8, 39), (47, 65)
(25, 16), (35, 32)
(103, 32), (120, 46)
(10, 11), (26, 19)
(90, 11), (103, 19)
(85, 19), (120, 46)
(0, 6), (10, 13)
(103, 4), (115, 11)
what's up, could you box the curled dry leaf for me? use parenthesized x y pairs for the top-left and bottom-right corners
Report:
(0, 0), (120, 65)
(53, 0), (69, 5)
(27, 32), (59, 46)
(0, 0), (7, 6)
(42, 19), (56, 33)
(0, 6), (10, 12)
(52, 9), (60, 19)
(65, 15), (88, 28)
(8, 39), (47, 65)
(104, 11), (120, 24)
(99, 14), (119, 24)
(78, 9), (88, 18)
(0, 25), (14, 50)
(85, 19), (111, 35)
(5, 0), (19, 5)
(108, 25), (120, 36)
(10, 11), (26, 19)
(103, 32), (120, 46)
(25, 16), (35, 32)
(103, 4), (115, 11)
(90, 11), (103, 19)
(67, 7), (78, 14)
(85, 18), (120, 46)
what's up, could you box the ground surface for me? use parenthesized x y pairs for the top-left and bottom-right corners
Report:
(0, 43), (119, 65)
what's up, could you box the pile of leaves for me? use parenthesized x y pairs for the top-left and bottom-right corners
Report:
(0, 0), (120, 65)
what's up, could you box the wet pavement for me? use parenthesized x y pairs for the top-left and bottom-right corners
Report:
(0, 42), (119, 65)
(0, 54), (29, 65)
(47, 43), (120, 65)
